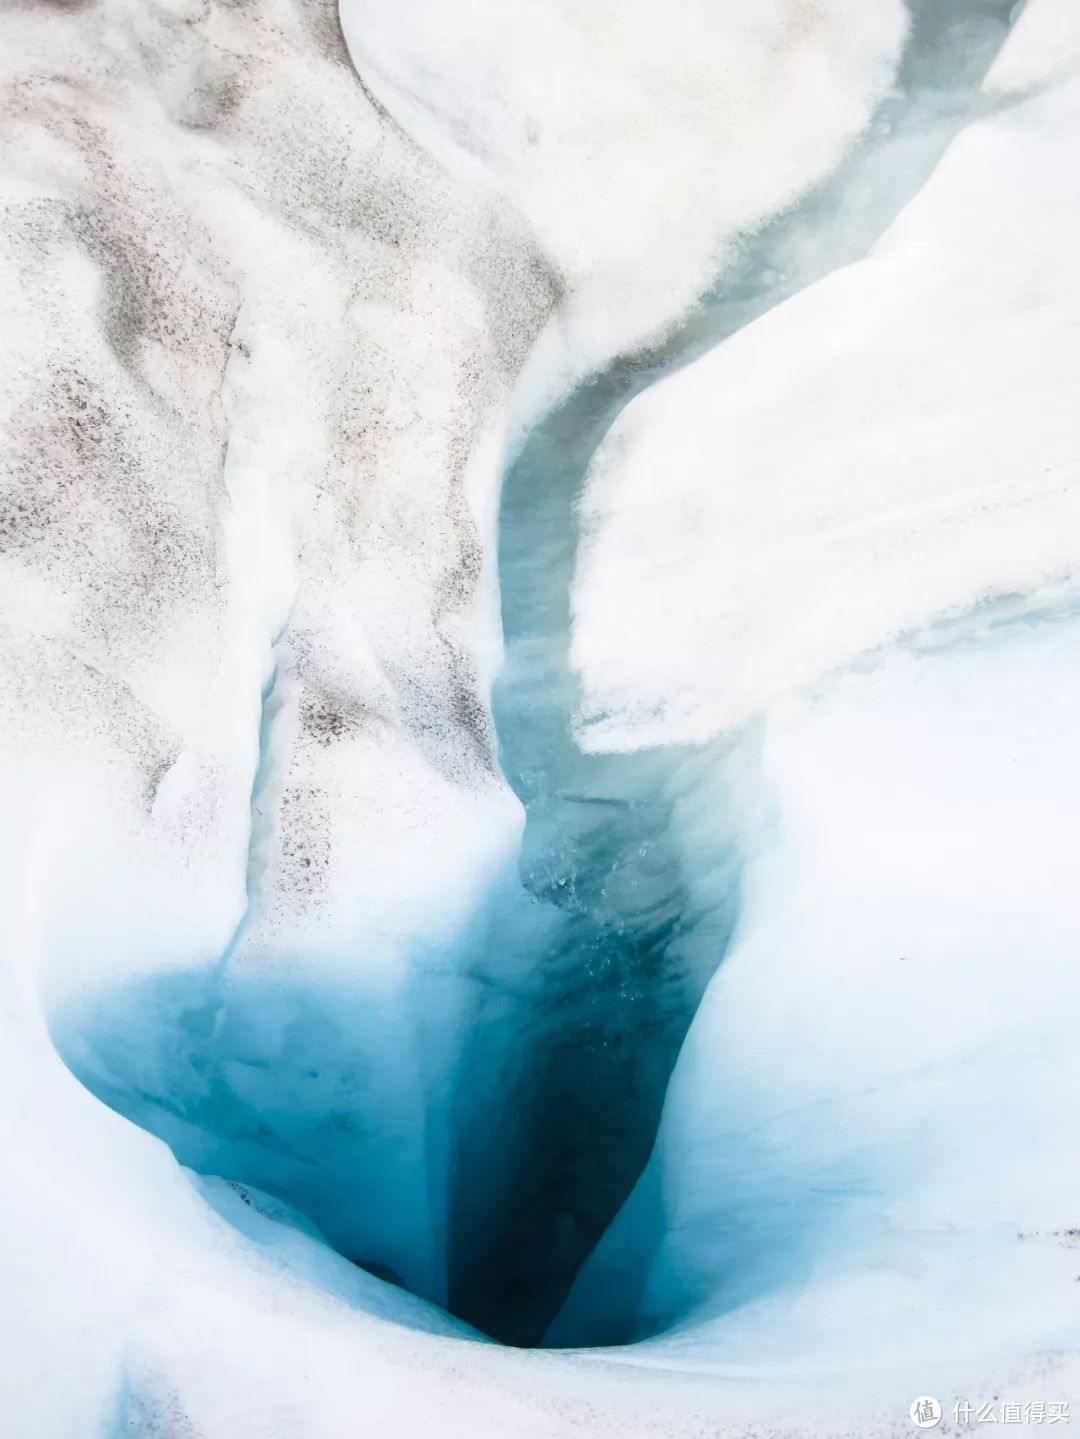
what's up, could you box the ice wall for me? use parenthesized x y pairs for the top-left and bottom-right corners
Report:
(323, 0), (906, 1347)
(3, 0), (563, 1306)
(557, 0), (1080, 1402)
(4, 0), (1074, 1431)
(0, 4), (558, 1425)
(1, 0), (905, 1331)
(558, 602), (1080, 1392)
(446, 0), (1025, 1352)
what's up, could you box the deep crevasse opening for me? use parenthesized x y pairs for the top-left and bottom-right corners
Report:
(49, 0), (1022, 1354)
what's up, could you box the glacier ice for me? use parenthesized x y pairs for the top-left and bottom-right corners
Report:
(48, 0), (910, 1347)
(340, 0), (906, 385)
(558, 598), (1080, 1389)
(571, 0), (1080, 751)
(1, 0), (1079, 1432)
(556, 0), (1080, 1390)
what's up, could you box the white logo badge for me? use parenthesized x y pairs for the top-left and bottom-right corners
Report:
(910, 1397), (942, 1428)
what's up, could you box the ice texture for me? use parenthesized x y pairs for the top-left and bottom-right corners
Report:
(0, 0), (553, 1323)
(339, 0), (905, 384)
(1, 0), (1077, 1432)
(557, 601), (1080, 1398)
(555, 0), (1080, 1403)
(571, 0), (1080, 752)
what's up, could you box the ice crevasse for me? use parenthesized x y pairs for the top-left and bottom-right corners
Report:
(0, 0), (1078, 1434)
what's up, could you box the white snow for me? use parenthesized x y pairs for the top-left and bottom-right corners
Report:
(570, 0), (1080, 752)
(0, 0), (550, 1428)
(562, 605), (1080, 1404)
(556, 0), (1080, 1410)
(2, 0), (1077, 1432)
(0, 0), (551, 1318)
(339, 0), (905, 387)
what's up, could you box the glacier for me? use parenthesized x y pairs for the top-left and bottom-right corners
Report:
(571, 0), (1080, 751)
(1, 0), (1078, 1434)
(557, 596), (1080, 1377)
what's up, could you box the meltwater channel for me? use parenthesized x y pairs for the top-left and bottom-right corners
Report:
(52, 0), (1019, 1352)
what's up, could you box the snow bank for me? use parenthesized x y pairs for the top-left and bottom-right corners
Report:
(0, 0), (552, 1426)
(4, 0), (1074, 1430)
(339, 0), (905, 383)
(0, 0), (559, 1315)
(558, 0), (1080, 1404)
(570, 0), (1080, 752)
(561, 604), (1080, 1407)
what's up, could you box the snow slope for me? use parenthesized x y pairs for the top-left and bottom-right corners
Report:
(559, 0), (1080, 1409)
(0, 0), (565, 1317)
(6, 0), (1075, 1433)
(571, 0), (1080, 752)
(340, 0), (905, 385)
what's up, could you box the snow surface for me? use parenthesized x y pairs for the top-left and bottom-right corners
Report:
(0, 0), (559, 1316)
(1, 0), (1077, 1433)
(571, 0), (1080, 752)
(339, 0), (905, 389)
(558, 603), (1080, 1380)
(557, 0), (1080, 1404)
